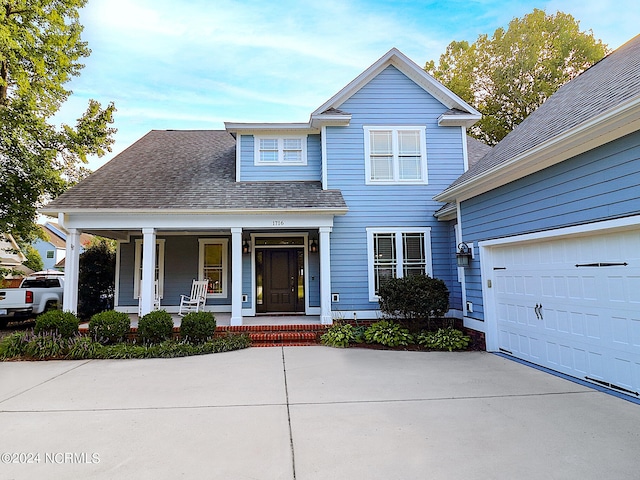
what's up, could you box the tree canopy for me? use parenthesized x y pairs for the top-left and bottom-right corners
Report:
(0, 0), (116, 241)
(425, 9), (608, 145)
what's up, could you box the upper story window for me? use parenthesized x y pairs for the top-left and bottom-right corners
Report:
(255, 136), (307, 165)
(363, 126), (427, 184)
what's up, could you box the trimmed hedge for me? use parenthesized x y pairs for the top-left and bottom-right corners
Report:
(180, 311), (217, 344)
(378, 274), (449, 321)
(138, 310), (174, 345)
(34, 310), (79, 339)
(89, 310), (130, 344)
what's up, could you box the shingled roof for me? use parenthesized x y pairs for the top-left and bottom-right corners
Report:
(43, 130), (347, 213)
(440, 34), (640, 196)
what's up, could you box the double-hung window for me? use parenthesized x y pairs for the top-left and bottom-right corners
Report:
(367, 228), (432, 300)
(255, 136), (307, 165)
(198, 239), (228, 297)
(364, 126), (427, 184)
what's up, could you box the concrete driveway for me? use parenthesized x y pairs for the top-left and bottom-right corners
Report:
(1, 348), (639, 479)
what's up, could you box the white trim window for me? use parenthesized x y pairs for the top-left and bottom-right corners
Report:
(198, 239), (229, 297)
(133, 239), (165, 299)
(255, 135), (307, 165)
(364, 126), (427, 184)
(366, 228), (432, 301)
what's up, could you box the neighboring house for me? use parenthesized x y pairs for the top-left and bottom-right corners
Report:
(435, 35), (640, 394)
(41, 48), (481, 325)
(32, 222), (93, 271)
(0, 234), (29, 278)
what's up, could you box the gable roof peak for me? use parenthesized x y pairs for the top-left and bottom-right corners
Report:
(311, 47), (481, 120)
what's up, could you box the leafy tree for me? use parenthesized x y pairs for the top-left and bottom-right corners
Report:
(22, 244), (44, 272)
(0, 0), (116, 242)
(78, 239), (116, 319)
(425, 9), (608, 145)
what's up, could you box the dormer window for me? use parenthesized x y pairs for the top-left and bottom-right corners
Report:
(255, 136), (307, 165)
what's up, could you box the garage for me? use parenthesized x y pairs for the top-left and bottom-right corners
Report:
(486, 226), (640, 396)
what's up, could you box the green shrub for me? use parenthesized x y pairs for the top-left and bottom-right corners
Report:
(34, 310), (80, 338)
(89, 310), (131, 344)
(417, 327), (470, 351)
(137, 310), (174, 345)
(25, 333), (68, 359)
(67, 335), (105, 359)
(209, 333), (251, 352)
(364, 320), (413, 347)
(180, 311), (217, 344)
(78, 239), (116, 319)
(321, 323), (355, 348)
(378, 274), (449, 321)
(0, 331), (31, 359)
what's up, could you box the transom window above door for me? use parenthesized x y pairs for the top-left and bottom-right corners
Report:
(255, 136), (307, 165)
(364, 126), (427, 184)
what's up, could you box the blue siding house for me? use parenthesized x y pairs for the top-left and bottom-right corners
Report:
(435, 35), (640, 395)
(43, 48), (480, 326)
(41, 35), (640, 396)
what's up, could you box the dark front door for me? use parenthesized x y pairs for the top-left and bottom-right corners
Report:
(257, 248), (304, 313)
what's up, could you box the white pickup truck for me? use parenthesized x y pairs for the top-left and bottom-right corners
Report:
(0, 271), (64, 327)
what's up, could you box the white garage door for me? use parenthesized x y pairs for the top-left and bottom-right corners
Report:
(492, 228), (640, 396)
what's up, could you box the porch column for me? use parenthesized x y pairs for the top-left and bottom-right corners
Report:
(63, 228), (81, 314)
(230, 227), (243, 326)
(139, 228), (156, 317)
(319, 226), (332, 324)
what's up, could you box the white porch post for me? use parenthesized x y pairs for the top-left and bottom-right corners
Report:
(230, 227), (243, 326)
(63, 228), (81, 314)
(140, 228), (156, 317)
(319, 226), (333, 324)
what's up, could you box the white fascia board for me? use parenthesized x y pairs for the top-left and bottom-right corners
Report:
(60, 212), (344, 231)
(435, 96), (640, 203)
(312, 48), (480, 117)
(438, 112), (482, 127)
(47, 207), (348, 216)
(433, 203), (457, 221)
(309, 114), (352, 128)
(224, 122), (319, 134)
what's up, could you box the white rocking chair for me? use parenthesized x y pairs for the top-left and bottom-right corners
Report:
(138, 280), (161, 317)
(178, 280), (208, 316)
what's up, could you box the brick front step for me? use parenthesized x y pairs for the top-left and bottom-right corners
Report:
(217, 324), (328, 347)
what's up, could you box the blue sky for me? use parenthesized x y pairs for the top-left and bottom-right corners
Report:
(56, 0), (640, 171)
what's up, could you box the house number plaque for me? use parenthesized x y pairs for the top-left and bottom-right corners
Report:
(272, 220), (285, 226)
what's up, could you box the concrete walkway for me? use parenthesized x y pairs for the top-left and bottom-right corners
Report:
(1, 348), (639, 479)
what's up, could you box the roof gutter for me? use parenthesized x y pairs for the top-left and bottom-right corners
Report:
(41, 206), (349, 217)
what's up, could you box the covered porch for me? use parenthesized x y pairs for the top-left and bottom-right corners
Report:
(57, 212), (342, 326)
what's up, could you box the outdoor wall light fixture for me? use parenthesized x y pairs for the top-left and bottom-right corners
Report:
(242, 239), (251, 254)
(309, 239), (318, 253)
(456, 242), (472, 267)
